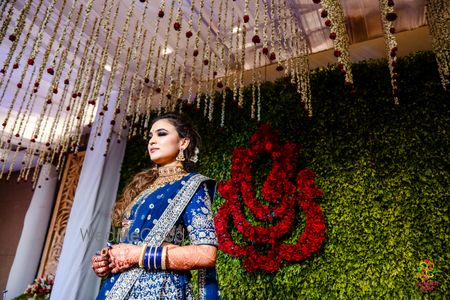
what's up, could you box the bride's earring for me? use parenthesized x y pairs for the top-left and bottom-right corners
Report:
(176, 149), (185, 161)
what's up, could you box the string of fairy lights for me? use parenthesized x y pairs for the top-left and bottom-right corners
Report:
(0, 0), (444, 186)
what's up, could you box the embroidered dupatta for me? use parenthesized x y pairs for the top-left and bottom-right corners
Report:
(97, 173), (219, 300)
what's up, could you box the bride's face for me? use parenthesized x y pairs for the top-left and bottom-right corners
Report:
(148, 119), (189, 166)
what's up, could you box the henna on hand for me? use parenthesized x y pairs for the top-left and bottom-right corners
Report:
(108, 243), (141, 273)
(91, 251), (111, 277)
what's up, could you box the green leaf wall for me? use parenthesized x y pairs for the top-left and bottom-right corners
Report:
(120, 51), (449, 299)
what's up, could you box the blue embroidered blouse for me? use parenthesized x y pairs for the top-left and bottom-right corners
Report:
(96, 173), (219, 300)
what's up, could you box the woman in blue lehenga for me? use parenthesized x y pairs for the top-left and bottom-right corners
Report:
(91, 113), (219, 300)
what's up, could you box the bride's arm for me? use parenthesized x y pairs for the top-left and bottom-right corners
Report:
(108, 242), (216, 273)
(165, 244), (217, 270)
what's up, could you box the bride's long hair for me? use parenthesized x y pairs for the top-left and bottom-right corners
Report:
(112, 112), (201, 226)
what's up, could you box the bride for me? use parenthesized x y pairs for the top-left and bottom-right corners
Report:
(91, 112), (219, 299)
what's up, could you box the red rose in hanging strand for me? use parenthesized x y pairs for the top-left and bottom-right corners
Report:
(215, 124), (326, 272)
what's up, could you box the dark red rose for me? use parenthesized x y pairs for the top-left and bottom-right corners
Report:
(203, 59), (209, 65)
(334, 50), (341, 57)
(262, 47), (269, 55)
(243, 15), (249, 23)
(9, 34), (16, 42)
(193, 49), (199, 56)
(185, 30), (193, 38)
(386, 12), (397, 21)
(46, 99), (52, 104)
(252, 35), (260, 43)
(276, 65), (284, 71)
(47, 67), (54, 75)
(155, 87), (161, 93)
(269, 52), (276, 61)
(313, 0), (321, 3)
(64, 78), (69, 84)
(0, 69), (5, 74)
(217, 81), (224, 88)
(388, 0), (395, 6)
(28, 58), (34, 65)
(320, 10), (328, 18)
(13, 63), (19, 69)
(325, 19), (332, 27)
(144, 77), (150, 83)
(174, 22), (181, 31)
(158, 10), (164, 18)
(329, 32), (337, 40)
(17, 82), (22, 88)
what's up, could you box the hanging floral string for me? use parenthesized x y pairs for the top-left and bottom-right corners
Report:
(130, 24), (147, 137)
(238, 22), (247, 108)
(426, 0), (450, 90)
(6, 65), (37, 147)
(176, 0), (198, 108)
(257, 52), (262, 122)
(156, 0), (176, 114)
(219, 0), (230, 127)
(88, 1), (121, 150)
(251, 46), (257, 119)
(55, 21), (98, 157)
(0, 0), (32, 76)
(315, 0), (353, 88)
(31, 0), (94, 146)
(207, 55), (217, 122)
(379, 0), (399, 104)
(189, 0), (205, 103)
(0, 0), (42, 105)
(94, 0), (135, 151)
(262, 0), (270, 56)
(232, 20), (240, 104)
(142, 1), (165, 132)
(0, 0), (57, 130)
(127, 33), (147, 140)
(0, 0), (18, 43)
(196, 41), (207, 110)
(167, 0), (184, 102)
(116, 49), (132, 144)
(275, 0), (285, 72)
(143, 0), (165, 85)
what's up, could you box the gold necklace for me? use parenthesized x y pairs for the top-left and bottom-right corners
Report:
(122, 165), (188, 222)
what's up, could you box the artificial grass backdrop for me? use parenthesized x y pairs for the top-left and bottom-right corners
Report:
(120, 51), (449, 299)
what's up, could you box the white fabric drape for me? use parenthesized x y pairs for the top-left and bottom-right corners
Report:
(6, 164), (58, 299)
(50, 91), (128, 300)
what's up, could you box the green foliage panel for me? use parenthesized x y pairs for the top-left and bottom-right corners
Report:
(121, 52), (449, 299)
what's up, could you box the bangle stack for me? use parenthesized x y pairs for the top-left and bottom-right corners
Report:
(139, 244), (167, 271)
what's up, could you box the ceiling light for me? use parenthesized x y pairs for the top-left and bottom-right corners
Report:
(232, 26), (242, 33)
(162, 47), (172, 55)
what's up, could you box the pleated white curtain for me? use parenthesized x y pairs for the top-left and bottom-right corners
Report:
(50, 91), (128, 300)
(6, 164), (58, 299)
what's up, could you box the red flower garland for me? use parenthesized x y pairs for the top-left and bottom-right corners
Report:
(214, 124), (326, 272)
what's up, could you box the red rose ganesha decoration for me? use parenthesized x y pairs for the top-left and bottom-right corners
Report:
(214, 124), (325, 273)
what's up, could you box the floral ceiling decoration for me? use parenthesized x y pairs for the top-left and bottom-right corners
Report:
(426, 0), (450, 91)
(379, 0), (399, 104)
(0, 0), (429, 184)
